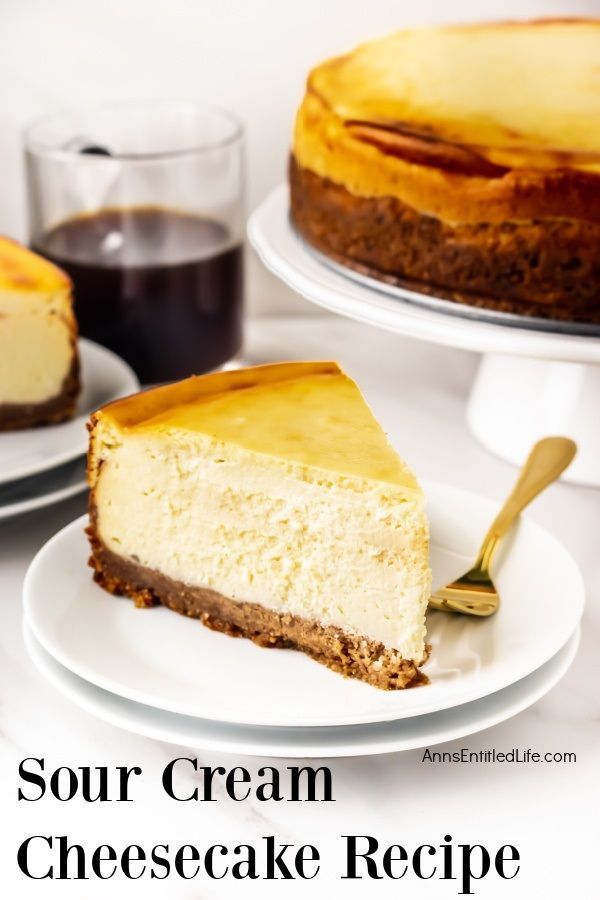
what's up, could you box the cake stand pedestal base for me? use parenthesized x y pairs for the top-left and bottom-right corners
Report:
(467, 355), (600, 486)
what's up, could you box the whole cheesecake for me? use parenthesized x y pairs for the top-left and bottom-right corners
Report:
(0, 237), (79, 430)
(87, 362), (431, 690)
(290, 19), (600, 323)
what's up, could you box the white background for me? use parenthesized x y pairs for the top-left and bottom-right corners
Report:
(0, 0), (597, 312)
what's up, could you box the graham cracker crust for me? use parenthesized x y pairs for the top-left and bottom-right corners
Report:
(0, 352), (80, 431)
(87, 516), (428, 691)
(289, 157), (600, 324)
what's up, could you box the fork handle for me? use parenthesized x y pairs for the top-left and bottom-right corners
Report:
(476, 436), (577, 571)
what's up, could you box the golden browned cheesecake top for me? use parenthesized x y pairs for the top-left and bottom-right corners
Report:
(91, 361), (420, 488)
(0, 236), (71, 295)
(293, 19), (600, 224)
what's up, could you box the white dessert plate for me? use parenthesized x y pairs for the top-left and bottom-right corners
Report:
(23, 480), (585, 727)
(248, 186), (600, 364)
(0, 339), (138, 485)
(0, 457), (87, 521)
(23, 622), (579, 757)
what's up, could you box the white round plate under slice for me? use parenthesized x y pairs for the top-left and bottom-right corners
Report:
(23, 623), (579, 757)
(0, 339), (138, 485)
(23, 480), (585, 727)
(0, 457), (87, 521)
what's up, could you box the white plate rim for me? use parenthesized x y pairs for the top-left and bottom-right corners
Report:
(22, 481), (585, 727)
(0, 459), (87, 520)
(0, 338), (139, 485)
(248, 186), (600, 365)
(22, 622), (580, 757)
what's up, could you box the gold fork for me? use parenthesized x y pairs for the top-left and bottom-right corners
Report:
(429, 436), (577, 617)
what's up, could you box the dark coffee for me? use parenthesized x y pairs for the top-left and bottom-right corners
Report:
(34, 207), (243, 383)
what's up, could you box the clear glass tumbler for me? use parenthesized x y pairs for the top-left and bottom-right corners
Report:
(24, 101), (244, 383)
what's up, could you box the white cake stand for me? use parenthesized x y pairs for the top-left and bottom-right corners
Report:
(249, 186), (600, 486)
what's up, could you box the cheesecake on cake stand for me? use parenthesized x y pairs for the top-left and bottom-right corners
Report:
(250, 19), (600, 485)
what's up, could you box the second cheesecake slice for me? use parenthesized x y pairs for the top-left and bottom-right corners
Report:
(0, 237), (79, 430)
(87, 362), (431, 689)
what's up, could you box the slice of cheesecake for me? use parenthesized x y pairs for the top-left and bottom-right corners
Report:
(0, 237), (79, 430)
(87, 362), (431, 689)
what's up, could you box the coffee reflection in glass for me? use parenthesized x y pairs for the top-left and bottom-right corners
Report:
(25, 102), (244, 383)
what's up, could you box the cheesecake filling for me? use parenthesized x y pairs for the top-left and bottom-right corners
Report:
(93, 430), (430, 662)
(0, 291), (74, 404)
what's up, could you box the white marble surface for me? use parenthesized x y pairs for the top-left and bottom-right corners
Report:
(1, 316), (598, 898)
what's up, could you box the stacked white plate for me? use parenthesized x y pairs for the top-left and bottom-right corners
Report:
(22, 480), (584, 757)
(0, 339), (138, 521)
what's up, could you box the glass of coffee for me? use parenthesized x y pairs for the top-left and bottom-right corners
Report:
(24, 101), (244, 383)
